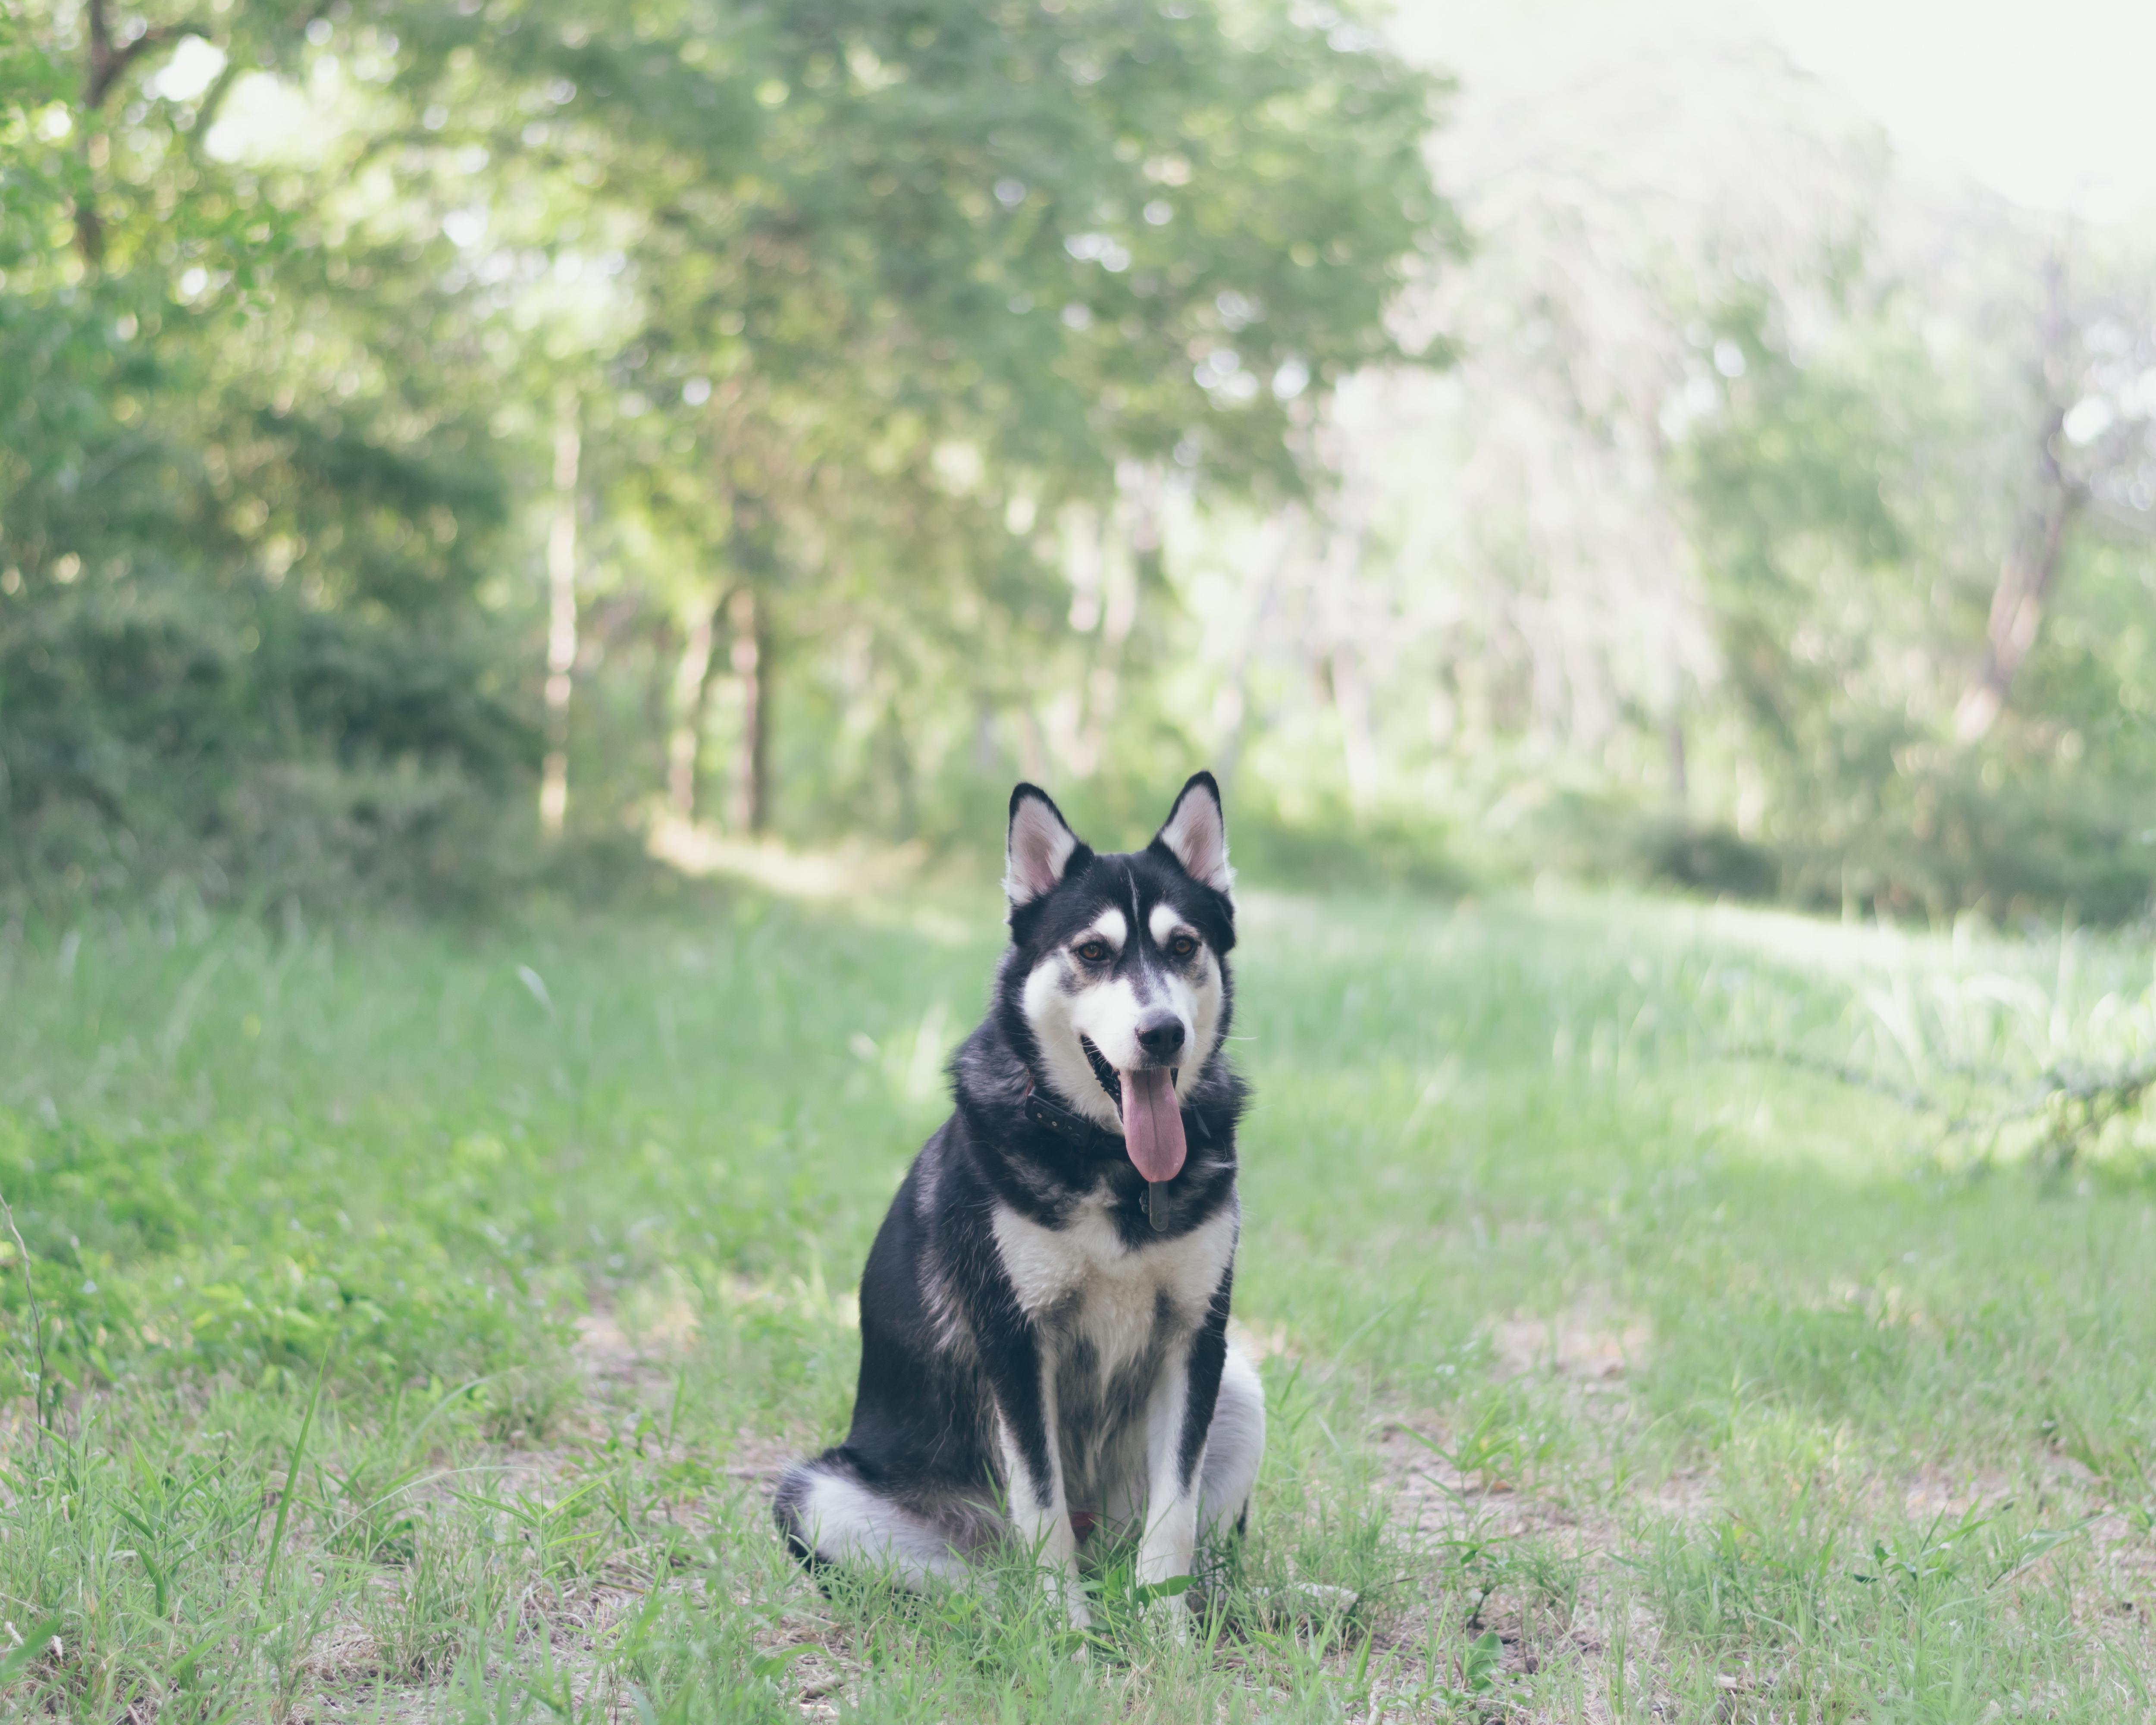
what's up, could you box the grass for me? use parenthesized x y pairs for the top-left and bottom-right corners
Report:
(1, 874), (2154, 1720)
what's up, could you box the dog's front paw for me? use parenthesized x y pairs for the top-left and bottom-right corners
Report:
(1144, 1588), (1194, 1644)
(1042, 1565), (1092, 1633)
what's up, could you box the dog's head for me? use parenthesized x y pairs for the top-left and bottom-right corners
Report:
(1001, 773), (1236, 1182)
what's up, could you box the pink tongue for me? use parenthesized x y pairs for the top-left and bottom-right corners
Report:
(1119, 1067), (1187, 1183)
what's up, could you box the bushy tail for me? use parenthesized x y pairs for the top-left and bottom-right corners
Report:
(771, 1449), (846, 1573)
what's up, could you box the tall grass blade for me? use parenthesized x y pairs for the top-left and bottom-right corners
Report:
(263, 1338), (335, 1602)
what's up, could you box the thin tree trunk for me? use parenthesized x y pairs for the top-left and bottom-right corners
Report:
(1322, 512), (1379, 814)
(76, 0), (119, 263)
(1216, 507), (1297, 794)
(1954, 418), (2079, 742)
(1075, 467), (1151, 775)
(1955, 255), (2082, 744)
(727, 584), (769, 833)
(665, 596), (720, 821)
(539, 418), (580, 838)
(1665, 623), (1689, 810)
(76, 0), (208, 263)
(1333, 643), (1380, 814)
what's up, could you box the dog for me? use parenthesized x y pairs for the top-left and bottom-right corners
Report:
(774, 772), (1263, 1626)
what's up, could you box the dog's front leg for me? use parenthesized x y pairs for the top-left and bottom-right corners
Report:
(1139, 1270), (1233, 1623)
(996, 1358), (1091, 1629)
(976, 1301), (1088, 1628)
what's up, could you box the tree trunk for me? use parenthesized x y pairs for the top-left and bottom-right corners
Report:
(1665, 706), (1688, 809)
(1072, 465), (1155, 776)
(1665, 615), (1688, 810)
(1954, 420), (2079, 742)
(1955, 256), (2082, 744)
(539, 419), (580, 838)
(76, 0), (208, 263)
(1321, 510), (1380, 814)
(1332, 643), (1380, 814)
(727, 584), (769, 833)
(665, 597), (720, 821)
(75, 0), (119, 263)
(1216, 508), (1297, 794)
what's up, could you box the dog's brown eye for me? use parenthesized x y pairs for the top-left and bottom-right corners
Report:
(1075, 940), (1109, 963)
(1169, 934), (1198, 958)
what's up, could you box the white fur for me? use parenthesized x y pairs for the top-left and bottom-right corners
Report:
(1156, 784), (1234, 895)
(992, 1194), (1238, 1501)
(789, 1468), (968, 1586)
(992, 1190), (1237, 1333)
(1069, 975), (1159, 1079)
(1199, 1344), (1266, 1538)
(1147, 903), (1184, 946)
(1084, 907), (1128, 951)
(1006, 795), (1079, 905)
(1138, 1348), (1199, 1587)
(1022, 962), (1127, 1131)
(1123, 1338), (1264, 1606)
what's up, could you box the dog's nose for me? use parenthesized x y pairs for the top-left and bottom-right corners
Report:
(1135, 1013), (1185, 1061)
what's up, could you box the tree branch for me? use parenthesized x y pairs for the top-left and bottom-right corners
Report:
(2083, 494), (2156, 545)
(88, 14), (208, 111)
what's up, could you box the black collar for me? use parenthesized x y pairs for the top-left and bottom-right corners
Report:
(1018, 1075), (1215, 1155)
(1022, 1082), (1128, 1154)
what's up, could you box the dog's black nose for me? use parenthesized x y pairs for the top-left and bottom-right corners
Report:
(1135, 1014), (1185, 1060)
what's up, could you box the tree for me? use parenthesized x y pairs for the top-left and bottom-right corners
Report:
(365, 0), (1451, 830)
(2, 0), (533, 905)
(4, 0), (1453, 895)
(1955, 242), (2156, 742)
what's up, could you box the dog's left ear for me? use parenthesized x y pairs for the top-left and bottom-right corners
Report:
(1152, 771), (1234, 896)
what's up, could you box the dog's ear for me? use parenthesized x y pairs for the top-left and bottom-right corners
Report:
(1005, 783), (1087, 907)
(1152, 771), (1233, 896)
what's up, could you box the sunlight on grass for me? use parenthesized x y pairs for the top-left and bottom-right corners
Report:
(0, 887), (2152, 1718)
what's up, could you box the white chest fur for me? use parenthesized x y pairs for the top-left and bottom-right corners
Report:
(991, 1193), (1237, 1377)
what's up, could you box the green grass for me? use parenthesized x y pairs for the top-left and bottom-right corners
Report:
(1, 879), (2154, 1720)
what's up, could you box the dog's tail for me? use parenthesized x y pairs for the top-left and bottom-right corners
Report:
(772, 1446), (976, 1589)
(771, 1447), (848, 1573)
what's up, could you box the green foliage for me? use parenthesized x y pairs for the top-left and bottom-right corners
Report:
(2, 582), (538, 908)
(1678, 270), (2156, 920)
(2, 0), (1450, 905)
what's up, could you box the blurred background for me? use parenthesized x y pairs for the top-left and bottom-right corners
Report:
(6, 0), (2154, 921)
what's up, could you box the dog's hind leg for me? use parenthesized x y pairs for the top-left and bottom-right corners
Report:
(1197, 1340), (1265, 1543)
(774, 1452), (968, 1587)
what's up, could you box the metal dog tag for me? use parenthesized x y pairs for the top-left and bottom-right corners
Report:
(1147, 1181), (1170, 1233)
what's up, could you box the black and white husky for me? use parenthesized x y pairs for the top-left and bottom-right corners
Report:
(774, 773), (1263, 1625)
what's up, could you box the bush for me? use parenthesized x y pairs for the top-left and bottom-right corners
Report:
(0, 579), (540, 913)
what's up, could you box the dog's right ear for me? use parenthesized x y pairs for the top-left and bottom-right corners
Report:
(1005, 783), (1088, 909)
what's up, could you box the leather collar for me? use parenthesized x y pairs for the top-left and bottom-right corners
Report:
(1019, 1075), (1214, 1153)
(1022, 1080), (1128, 1153)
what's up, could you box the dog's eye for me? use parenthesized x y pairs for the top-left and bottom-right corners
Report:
(1168, 933), (1198, 959)
(1074, 940), (1110, 963)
